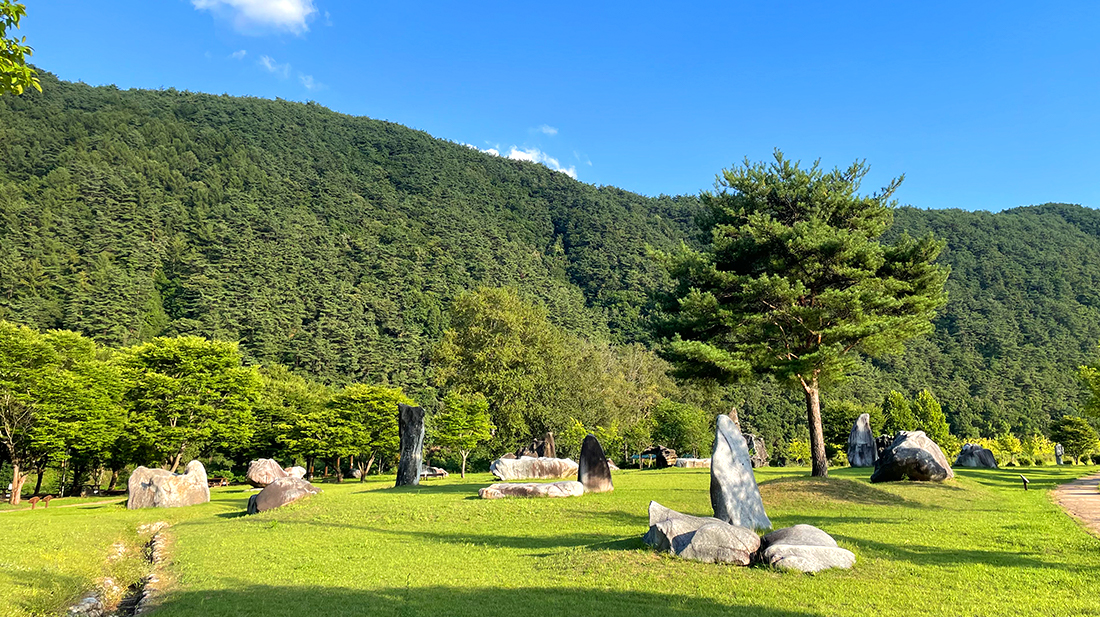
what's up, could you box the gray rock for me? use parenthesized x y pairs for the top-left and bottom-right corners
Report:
(395, 403), (426, 487)
(846, 413), (877, 468)
(642, 501), (759, 565)
(246, 458), (288, 488)
(1055, 443), (1064, 465)
(871, 431), (955, 483)
(420, 466), (449, 478)
(642, 444), (678, 467)
(954, 443), (998, 469)
(478, 480), (584, 499)
(489, 456), (579, 480)
(675, 458), (711, 468)
(758, 524), (855, 573)
(745, 433), (769, 468)
(127, 460), (210, 509)
(710, 415), (771, 530)
(247, 477), (321, 514)
(285, 466), (307, 479)
(578, 434), (613, 493)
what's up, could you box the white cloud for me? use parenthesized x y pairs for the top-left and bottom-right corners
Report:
(258, 55), (290, 78)
(299, 73), (320, 90)
(192, 0), (317, 34)
(230, 49), (248, 59)
(537, 124), (558, 136)
(471, 145), (576, 178)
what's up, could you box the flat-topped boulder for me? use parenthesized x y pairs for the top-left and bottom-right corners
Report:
(127, 460), (210, 509)
(710, 414), (771, 531)
(578, 434), (613, 493)
(871, 431), (955, 483)
(847, 413), (877, 468)
(642, 444), (677, 468)
(247, 477), (321, 514)
(478, 481), (584, 499)
(246, 458), (288, 488)
(675, 458), (711, 468)
(758, 524), (855, 573)
(954, 443), (998, 469)
(421, 466), (449, 478)
(489, 456), (579, 480)
(642, 501), (759, 565)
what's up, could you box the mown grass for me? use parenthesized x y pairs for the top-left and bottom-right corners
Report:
(2, 465), (1099, 616)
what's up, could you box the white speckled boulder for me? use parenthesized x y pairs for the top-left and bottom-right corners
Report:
(710, 415), (771, 530)
(127, 460), (210, 509)
(758, 524), (856, 573)
(642, 501), (759, 566)
(478, 481), (584, 499)
(489, 456), (579, 480)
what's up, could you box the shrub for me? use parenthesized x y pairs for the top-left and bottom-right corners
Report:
(1092, 453), (1100, 465)
(1034, 458), (1045, 466)
(1018, 458), (1032, 466)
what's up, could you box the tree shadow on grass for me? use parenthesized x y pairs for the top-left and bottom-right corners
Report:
(832, 534), (1088, 573)
(758, 476), (944, 508)
(152, 583), (825, 617)
(953, 467), (1093, 491)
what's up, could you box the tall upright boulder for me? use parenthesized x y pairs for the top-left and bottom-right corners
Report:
(127, 460), (211, 509)
(871, 431), (954, 483)
(578, 434), (613, 493)
(746, 434), (769, 468)
(847, 413), (877, 467)
(710, 414), (771, 531)
(395, 403), (426, 487)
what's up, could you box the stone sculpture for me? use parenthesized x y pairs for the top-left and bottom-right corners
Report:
(758, 524), (856, 572)
(746, 434), (769, 468)
(246, 458), (288, 488)
(675, 458), (711, 468)
(1056, 443), (1064, 465)
(846, 413), (877, 467)
(710, 414), (771, 530)
(395, 403), (426, 487)
(870, 431), (954, 483)
(641, 444), (678, 468)
(642, 501), (759, 565)
(247, 477), (321, 514)
(954, 443), (998, 468)
(478, 481), (584, 499)
(127, 460), (210, 509)
(489, 456), (579, 480)
(578, 434), (613, 493)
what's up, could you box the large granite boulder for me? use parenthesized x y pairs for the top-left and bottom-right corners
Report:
(285, 466), (307, 479)
(420, 466), (449, 479)
(871, 431), (955, 483)
(846, 413), (877, 468)
(758, 524), (856, 573)
(954, 443), (998, 468)
(478, 481), (584, 499)
(247, 477), (321, 514)
(578, 434), (613, 493)
(489, 456), (579, 480)
(675, 458), (711, 468)
(395, 403), (426, 487)
(874, 434), (893, 460)
(710, 415), (771, 530)
(642, 501), (759, 565)
(745, 433), (769, 468)
(127, 460), (210, 509)
(642, 444), (678, 468)
(246, 458), (288, 488)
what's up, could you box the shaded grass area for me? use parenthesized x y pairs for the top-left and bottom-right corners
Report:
(4, 467), (1100, 616)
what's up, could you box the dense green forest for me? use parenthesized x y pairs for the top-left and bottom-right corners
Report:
(1, 72), (1099, 445)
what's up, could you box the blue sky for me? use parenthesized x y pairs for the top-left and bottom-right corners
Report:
(20, 1), (1100, 211)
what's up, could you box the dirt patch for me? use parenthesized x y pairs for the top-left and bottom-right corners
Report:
(1052, 471), (1100, 538)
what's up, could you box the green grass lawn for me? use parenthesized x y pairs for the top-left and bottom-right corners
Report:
(2, 465), (1099, 617)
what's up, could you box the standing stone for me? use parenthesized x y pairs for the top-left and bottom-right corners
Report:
(746, 434), (769, 468)
(127, 460), (210, 509)
(870, 431), (955, 482)
(642, 444), (678, 468)
(578, 434), (613, 493)
(1055, 443), (1064, 465)
(710, 414), (771, 531)
(395, 404), (426, 487)
(846, 413), (877, 468)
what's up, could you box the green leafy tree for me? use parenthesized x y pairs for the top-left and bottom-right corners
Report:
(882, 390), (917, 436)
(328, 384), (413, 480)
(623, 416), (654, 468)
(821, 399), (883, 458)
(557, 418), (589, 459)
(786, 438), (812, 466)
(662, 152), (949, 476)
(430, 391), (494, 478)
(912, 389), (955, 454)
(0, 1), (39, 96)
(252, 364), (332, 464)
(1050, 416), (1100, 464)
(122, 336), (260, 472)
(652, 399), (711, 458)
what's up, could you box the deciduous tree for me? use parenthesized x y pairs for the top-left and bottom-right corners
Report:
(430, 391), (494, 478)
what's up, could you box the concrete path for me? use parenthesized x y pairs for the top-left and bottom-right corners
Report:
(1052, 471), (1100, 537)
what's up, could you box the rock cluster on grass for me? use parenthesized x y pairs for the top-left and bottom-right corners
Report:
(710, 414), (772, 531)
(246, 458), (295, 487)
(127, 460), (210, 509)
(642, 444), (678, 467)
(954, 443), (998, 468)
(758, 524), (857, 573)
(871, 430), (955, 483)
(420, 466), (449, 479)
(643, 501), (760, 565)
(578, 434), (614, 493)
(675, 458), (711, 468)
(489, 456), (579, 480)
(847, 413), (878, 468)
(515, 432), (557, 458)
(247, 477), (321, 514)
(478, 481), (584, 499)
(395, 403), (426, 487)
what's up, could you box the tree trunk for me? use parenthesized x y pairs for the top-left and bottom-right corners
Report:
(361, 453), (375, 481)
(169, 449), (184, 473)
(8, 464), (28, 505)
(461, 450), (468, 478)
(108, 468), (120, 491)
(802, 377), (829, 478)
(33, 468), (44, 495)
(335, 456), (343, 483)
(306, 457), (315, 480)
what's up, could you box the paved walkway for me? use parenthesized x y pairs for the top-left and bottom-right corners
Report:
(1052, 471), (1100, 537)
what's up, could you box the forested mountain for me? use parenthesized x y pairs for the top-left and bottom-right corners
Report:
(2, 72), (1099, 439)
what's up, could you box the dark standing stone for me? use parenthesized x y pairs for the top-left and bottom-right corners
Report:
(578, 434), (614, 493)
(395, 404), (426, 487)
(746, 433), (769, 468)
(1055, 443), (1064, 465)
(870, 431), (955, 483)
(954, 443), (998, 468)
(710, 414), (771, 530)
(847, 413), (877, 468)
(642, 444), (678, 468)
